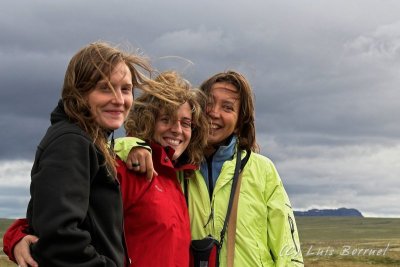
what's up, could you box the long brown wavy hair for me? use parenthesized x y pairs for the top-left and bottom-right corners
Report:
(199, 70), (259, 152)
(61, 41), (163, 176)
(125, 71), (209, 165)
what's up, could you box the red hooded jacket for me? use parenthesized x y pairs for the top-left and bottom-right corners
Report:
(117, 142), (193, 266)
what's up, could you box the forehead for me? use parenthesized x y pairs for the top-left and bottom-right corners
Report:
(210, 82), (239, 101)
(177, 102), (192, 117)
(110, 62), (131, 80)
(160, 102), (192, 118)
(97, 62), (131, 83)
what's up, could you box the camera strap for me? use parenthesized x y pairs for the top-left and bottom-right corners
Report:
(219, 146), (242, 247)
(184, 147), (251, 259)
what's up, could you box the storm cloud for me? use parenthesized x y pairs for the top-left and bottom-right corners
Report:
(1, 0), (399, 218)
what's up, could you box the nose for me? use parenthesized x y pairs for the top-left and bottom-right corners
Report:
(207, 104), (220, 119)
(112, 89), (124, 105)
(170, 120), (183, 134)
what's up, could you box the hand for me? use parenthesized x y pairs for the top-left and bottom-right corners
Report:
(126, 147), (157, 180)
(14, 235), (39, 267)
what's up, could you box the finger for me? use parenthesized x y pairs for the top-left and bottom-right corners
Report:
(145, 154), (155, 181)
(126, 157), (139, 170)
(126, 158), (132, 170)
(15, 250), (38, 267)
(127, 149), (141, 170)
(131, 161), (141, 169)
(25, 237), (39, 267)
(22, 253), (39, 267)
(138, 157), (146, 174)
(16, 255), (28, 267)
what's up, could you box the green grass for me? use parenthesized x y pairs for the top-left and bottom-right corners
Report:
(1, 217), (400, 266)
(296, 217), (400, 240)
(296, 217), (400, 266)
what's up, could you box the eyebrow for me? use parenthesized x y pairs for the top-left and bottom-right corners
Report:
(214, 97), (239, 107)
(180, 116), (192, 121)
(97, 79), (133, 85)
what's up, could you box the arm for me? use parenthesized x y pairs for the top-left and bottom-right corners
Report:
(114, 137), (157, 180)
(3, 219), (38, 266)
(265, 161), (304, 266)
(29, 133), (117, 266)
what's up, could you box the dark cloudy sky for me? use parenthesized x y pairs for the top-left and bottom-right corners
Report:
(1, 0), (400, 218)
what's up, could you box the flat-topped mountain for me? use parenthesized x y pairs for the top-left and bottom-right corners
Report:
(294, 208), (363, 217)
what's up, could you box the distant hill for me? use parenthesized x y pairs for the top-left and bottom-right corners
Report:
(294, 208), (363, 217)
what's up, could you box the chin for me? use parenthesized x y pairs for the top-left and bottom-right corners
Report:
(103, 123), (122, 130)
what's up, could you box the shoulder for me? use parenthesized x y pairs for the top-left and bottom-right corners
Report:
(247, 152), (276, 172)
(242, 152), (282, 188)
(39, 120), (92, 150)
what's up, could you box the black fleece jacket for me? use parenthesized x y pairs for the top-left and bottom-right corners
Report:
(26, 100), (126, 267)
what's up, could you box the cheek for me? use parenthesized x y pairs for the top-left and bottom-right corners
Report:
(153, 124), (163, 140)
(186, 132), (192, 143)
(125, 95), (134, 109)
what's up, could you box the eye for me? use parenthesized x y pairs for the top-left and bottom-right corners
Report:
(159, 116), (170, 124)
(122, 86), (133, 94)
(98, 84), (111, 91)
(223, 104), (234, 112)
(180, 119), (192, 129)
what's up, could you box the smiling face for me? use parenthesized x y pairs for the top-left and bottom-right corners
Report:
(206, 82), (240, 146)
(86, 62), (133, 130)
(153, 102), (193, 160)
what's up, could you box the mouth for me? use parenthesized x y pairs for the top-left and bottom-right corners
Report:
(210, 122), (223, 131)
(163, 137), (182, 146)
(105, 110), (124, 116)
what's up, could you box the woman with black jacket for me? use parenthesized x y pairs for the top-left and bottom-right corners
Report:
(6, 42), (155, 267)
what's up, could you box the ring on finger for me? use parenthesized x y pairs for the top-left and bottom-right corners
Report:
(132, 162), (140, 167)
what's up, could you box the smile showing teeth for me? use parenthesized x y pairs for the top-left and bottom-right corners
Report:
(211, 124), (220, 129)
(165, 138), (180, 146)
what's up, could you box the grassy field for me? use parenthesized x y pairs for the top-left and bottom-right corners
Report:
(1, 217), (400, 266)
(297, 217), (400, 266)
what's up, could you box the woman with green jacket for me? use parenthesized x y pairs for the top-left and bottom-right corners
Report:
(183, 71), (303, 266)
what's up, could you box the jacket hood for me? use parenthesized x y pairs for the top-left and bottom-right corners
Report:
(50, 99), (68, 125)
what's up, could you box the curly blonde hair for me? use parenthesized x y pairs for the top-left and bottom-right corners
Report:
(125, 71), (209, 165)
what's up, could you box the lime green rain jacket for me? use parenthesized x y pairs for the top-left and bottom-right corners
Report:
(114, 138), (304, 266)
(183, 149), (303, 267)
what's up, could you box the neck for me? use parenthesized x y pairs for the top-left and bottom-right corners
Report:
(204, 146), (216, 157)
(205, 135), (236, 157)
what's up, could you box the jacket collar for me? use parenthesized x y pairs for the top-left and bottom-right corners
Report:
(210, 135), (237, 162)
(150, 141), (197, 172)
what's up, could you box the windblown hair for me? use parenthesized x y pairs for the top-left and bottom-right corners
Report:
(125, 71), (209, 165)
(61, 41), (159, 176)
(199, 70), (259, 152)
